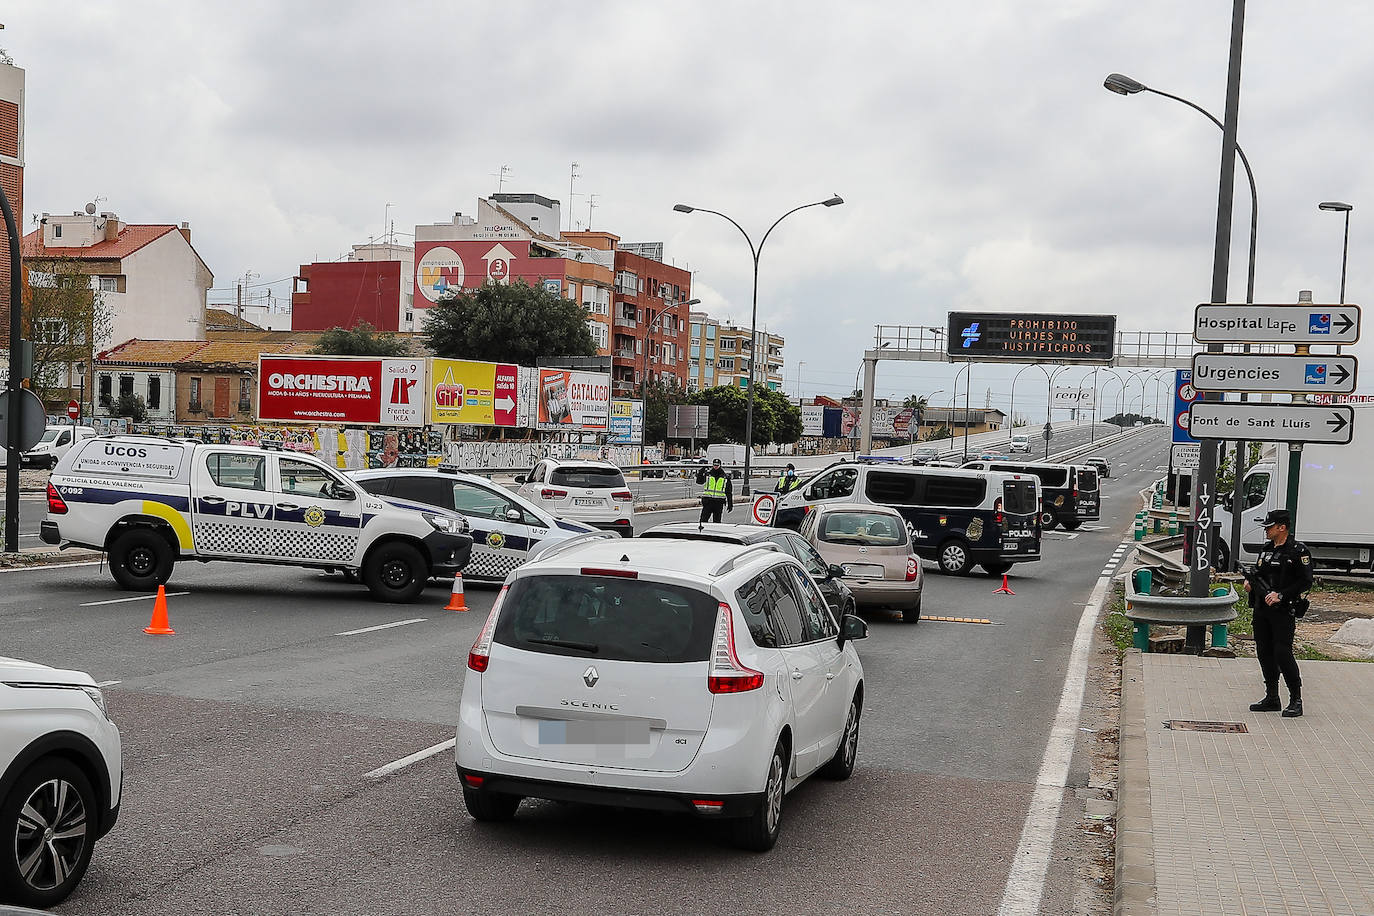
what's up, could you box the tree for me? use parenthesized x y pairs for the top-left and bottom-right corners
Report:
(902, 394), (929, 441)
(22, 256), (113, 408)
(310, 321), (410, 357)
(424, 281), (596, 366)
(113, 393), (147, 423)
(686, 384), (801, 446)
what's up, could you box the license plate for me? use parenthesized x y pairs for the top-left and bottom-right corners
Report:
(538, 719), (650, 745)
(843, 563), (885, 578)
(573, 498), (602, 506)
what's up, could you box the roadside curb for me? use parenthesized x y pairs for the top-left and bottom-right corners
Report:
(1115, 650), (1157, 916)
(635, 498), (700, 512)
(1, 548), (102, 569)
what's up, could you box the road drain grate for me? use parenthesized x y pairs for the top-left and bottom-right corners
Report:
(1164, 720), (1248, 734)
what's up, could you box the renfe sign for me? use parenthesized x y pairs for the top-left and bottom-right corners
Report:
(947, 312), (1116, 362)
(258, 356), (425, 426)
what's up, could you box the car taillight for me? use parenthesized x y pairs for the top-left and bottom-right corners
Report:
(707, 602), (764, 694)
(46, 483), (68, 515)
(611, 490), (633, 502)
(906, 557), (919, 582)
(540, 488), (568, 499)
(466, 585), (508, 673)
(994, 497), (1003, 526)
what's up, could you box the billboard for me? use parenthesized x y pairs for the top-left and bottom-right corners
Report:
(258, 356), (424, 426)
(414, 240), (567, 307)
(428, 359), (519, 427)
(947, 312), (1116, 363)
(537, 369), (611, 430)
(1052, 387), (1095, 410)
(608, 399), (644, 445)
(800, 405), (825, 437)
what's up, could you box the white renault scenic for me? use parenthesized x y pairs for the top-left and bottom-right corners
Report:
(456, 534), (868, 851)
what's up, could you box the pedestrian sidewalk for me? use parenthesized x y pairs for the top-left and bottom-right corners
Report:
(1117, 652), (1374, 915)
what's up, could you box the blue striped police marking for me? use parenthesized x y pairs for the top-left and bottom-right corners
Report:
(59, 486), (190, 511)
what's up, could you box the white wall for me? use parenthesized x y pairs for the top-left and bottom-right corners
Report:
(115, 232), (210, 343)
(94, 368), (175, 421)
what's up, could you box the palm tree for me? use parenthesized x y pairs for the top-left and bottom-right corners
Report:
(902, 394), (928, 442)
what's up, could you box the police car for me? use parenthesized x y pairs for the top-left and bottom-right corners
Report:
(349, 466), (598, 581)
(40, 437), (473, 603)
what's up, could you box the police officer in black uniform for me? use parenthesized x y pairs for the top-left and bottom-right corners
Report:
(1243, 509), (1313, 718)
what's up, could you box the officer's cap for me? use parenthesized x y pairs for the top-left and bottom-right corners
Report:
(712, 459), (722, 466)
(1260, 509), (1291, 528)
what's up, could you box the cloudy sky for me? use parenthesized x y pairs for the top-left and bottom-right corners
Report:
(6, 1), (1372, 420)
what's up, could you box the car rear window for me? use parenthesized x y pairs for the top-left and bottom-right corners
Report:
(549, 466), (627, 489)
(493, 575), (717, 663)
(1077, 468), (1099, 492)
(817, 511), (907, 547)
(1002, 479), (1038, 515)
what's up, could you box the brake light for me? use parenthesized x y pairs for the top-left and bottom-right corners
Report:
(466, 585), (508, 672)
(463, 774), (484, 787)
(611, 490), (633, 502)
(906, 557), (919, 582)
(707, 602), (764, 694)
(46, 483), (68, 515)
(692, 799), (725, 814)
(580, 567), (638, 579)
(540, 488), (568, 500)
(994, 497), (1003, 526)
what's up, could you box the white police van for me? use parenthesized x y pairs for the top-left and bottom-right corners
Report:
(40, 437), (474, 603)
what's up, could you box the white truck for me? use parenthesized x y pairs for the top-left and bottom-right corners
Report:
(40, 437), (474, 602)
(1215, 405), (1374, 573)
(704, 443), (751, 478)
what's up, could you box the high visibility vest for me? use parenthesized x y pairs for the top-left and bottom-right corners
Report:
(777, 473), (790, 492)
(704, 474), (728, 498)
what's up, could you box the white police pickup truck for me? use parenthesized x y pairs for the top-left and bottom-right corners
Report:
(40, 438), (474, 603)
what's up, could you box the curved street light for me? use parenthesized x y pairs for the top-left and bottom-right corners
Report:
(911, 389), (942, 459)
(1318, 201), (1353, 307)
(674, 195), (844, 494)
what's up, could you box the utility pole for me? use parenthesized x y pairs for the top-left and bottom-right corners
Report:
(568, 162), (580, 232)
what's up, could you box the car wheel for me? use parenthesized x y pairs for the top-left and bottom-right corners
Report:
(821, 697), (861, 780)
(983, 562), (1012, 577)
(0, 758), (97, 908)
(108, 528), (175, 591)
(462, 786), (521, 822)
(47, 457), (58, 471)
(732, 741), (786, 851)
(362, 542), (428, 603)
(1215, 538), (1231, 573)
(902, 595), (922, 624)
(1039, 509), (1058, 530)
(1061, 519), (1082, 531)
(937, 538), (973, 576)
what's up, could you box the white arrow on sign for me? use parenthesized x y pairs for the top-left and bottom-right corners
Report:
(1193, 303), (1361, 344)
(1187, 403), (1355, 445)
(494, 396), (515, 413)
(1192, 353), (1358, 394)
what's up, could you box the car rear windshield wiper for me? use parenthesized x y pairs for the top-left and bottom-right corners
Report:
(526, 637), (600, 653)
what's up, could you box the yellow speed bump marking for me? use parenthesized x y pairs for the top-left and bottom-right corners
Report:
(921, 616), (993, 625)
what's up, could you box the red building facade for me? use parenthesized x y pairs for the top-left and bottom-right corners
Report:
(610, 248), (692, 396)
(291, 261), (403, 332)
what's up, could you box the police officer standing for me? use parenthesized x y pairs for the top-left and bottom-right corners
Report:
(775, 463), (798, 494)
(699, 459), (734, 523)
(1244, 509), (1313, 718)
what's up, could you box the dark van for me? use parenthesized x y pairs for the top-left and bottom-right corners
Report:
(961, 460), (1099, 531)
(772, 462), (1041, 576)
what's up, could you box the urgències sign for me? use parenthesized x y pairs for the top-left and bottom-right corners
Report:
(258, 356), (425, 426)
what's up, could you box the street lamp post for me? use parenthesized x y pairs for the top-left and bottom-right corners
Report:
(674, 195), (844, 495)
(1039, 365), (1070, 459)
(794, 360), (806, 402)
(1318, 201), (1353, 306)
(1008, 364), (1037, 444)
(911, 389), (942, 459)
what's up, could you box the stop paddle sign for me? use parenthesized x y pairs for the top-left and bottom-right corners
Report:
(67, 399), (80, 420)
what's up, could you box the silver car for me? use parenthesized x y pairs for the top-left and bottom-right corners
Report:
(800, 504), (924, 623)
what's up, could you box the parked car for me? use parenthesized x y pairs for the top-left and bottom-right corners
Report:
(514, 459), (635, 536)
(1, 657), (122, 908)
(1084, 456), (1111, 479)
(456, 536), (868, 851)
(640, 521), (857, 618)
(799, 504), (923, 622)
(350, 467), (597, 580)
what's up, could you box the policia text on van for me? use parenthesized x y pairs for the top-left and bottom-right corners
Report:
(771, 462), (1042, 576)
(41, 438), (474, 603)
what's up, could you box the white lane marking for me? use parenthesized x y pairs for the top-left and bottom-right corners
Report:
(81, 591), (189, 607)
(363, 738), (456, 779)
(996, 544), (1120, 916)
(0, 560), (105, 574)
(95, 680), (121, 688)
(334, 618), (427, 637)
(1067, 533), (1079, 540)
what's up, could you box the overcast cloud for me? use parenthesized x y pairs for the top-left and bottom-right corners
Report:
(6, 1), (1372, 418)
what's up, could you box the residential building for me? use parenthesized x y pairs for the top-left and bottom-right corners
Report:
(609, 245), (691, 397)
(290, 240), (414, 333)
(414, 194), (613, 357)
(688, 311), (719, 391)
(715, 322), (785, 391)
(0, 59), (23, 349)
(919, 406), (1006, 437)
(93, 331), (323, 424)
(22, 212), (213, 346)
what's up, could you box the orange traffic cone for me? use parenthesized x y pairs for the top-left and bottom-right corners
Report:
(994, 574), (1015, 596)
(143, 585), (176, 635)
(444, 573), (469, 612)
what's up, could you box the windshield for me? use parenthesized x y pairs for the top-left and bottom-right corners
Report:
(817, 512), (907, 547)
(549, 466), (627, 489)
(493, 575), (717, 663)
(37, 429), (62, 444)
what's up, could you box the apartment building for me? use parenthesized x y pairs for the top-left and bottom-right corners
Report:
(714, 322), (785, 391)
(608, 242), (691, 397)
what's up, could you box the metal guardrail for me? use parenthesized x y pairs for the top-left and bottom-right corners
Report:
(1124, 581), (1238, 627)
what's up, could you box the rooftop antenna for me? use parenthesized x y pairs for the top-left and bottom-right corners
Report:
(384, 202), (394, 244)
(492, 165), (512, 193)
(587, 193), (598, 229)
(568, 162), (580, 231)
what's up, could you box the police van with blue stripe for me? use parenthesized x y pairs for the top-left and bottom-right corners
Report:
(41, 438), (473, 603)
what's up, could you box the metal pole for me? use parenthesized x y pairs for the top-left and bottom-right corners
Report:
(962, 363), (972, 462)
(1340, 209), (1350, 304)
(1, 183), (24, 554)
(1190, 0), (1247, 655)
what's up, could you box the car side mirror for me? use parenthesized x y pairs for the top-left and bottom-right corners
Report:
(839, 614), (868, 646)
(505, 507), (523, 522)
(329, 483), (357, 501)
(514, 475), (527, 484)
(828, 564), (846, 580)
